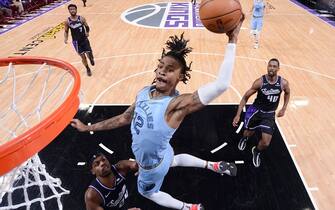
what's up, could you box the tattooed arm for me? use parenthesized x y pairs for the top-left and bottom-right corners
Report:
(165, 92), (205, 128)
(71, 104), (135, 132)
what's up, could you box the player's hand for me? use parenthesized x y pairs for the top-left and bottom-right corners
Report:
(277, 109), (285, 117)
(226, 13), (245, 43)
(128, 208), (141, 210)
(232, 115), (240, 127)
(70, 119), (89, 132)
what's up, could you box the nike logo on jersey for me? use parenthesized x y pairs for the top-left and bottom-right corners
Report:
(105, 192), (110, 198)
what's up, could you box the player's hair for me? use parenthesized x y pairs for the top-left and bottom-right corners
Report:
(89, 152), (105, 169)
(67, 4), (77, 10)
(155, 33), (193, 84)
(268, 58), (280, 67)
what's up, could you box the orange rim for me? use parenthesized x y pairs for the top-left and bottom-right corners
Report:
(0, 56), (81, 176)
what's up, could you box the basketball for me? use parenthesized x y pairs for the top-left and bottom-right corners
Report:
(199, 0), (243, 34)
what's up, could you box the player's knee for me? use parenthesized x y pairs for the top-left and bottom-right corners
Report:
(260, 138), (271, 147)
(138, 180), (156, 197)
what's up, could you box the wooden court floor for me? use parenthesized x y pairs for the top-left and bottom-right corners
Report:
(0, 0), (335, 209)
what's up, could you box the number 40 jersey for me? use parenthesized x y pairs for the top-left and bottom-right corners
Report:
(253, 75), (283, 112)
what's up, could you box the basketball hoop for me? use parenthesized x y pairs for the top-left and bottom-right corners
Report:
(0, 56), (80, 209)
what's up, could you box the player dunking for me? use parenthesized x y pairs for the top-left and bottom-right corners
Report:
(232, 58), (290, 167)
(72, 17), (244, 210)
(64, 4), (95, 76)
(85, 153), (140, 210)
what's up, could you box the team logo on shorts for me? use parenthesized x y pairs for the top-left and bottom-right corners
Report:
(121, 2), (204, 29)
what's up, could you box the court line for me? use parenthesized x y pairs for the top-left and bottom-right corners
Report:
(67, 53), (335, 80)
(98, 143), (114, 154)
(210, 142), (228, 154)
(88, 69), (242, 109)
(276, 120), (319, 209)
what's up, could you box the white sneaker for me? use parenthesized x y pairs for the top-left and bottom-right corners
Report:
(238, 137), (248, 151)
(252, 146), (261, 167)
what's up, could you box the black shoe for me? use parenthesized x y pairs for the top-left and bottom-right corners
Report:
(238, 137), (248, 151)
(252, 146), (261, 167)
(216, 161), (237, 176)
(86, 67), (92, 76)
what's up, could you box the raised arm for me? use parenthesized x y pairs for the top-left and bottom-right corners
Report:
(64, 19), (69, 44)
(232, 78), (261, 126)
(165, 16), (244, 128)
(277, 79), (290, 117)
(71, 103), (135, 132)
(85, 188), (104, 210)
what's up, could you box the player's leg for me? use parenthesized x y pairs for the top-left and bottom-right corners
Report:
(171, 154), (237, 176)
(79, 40), (93, 76)
(80, 53), (91, 76)
(137, 146), (204, 210)
(238, 105), (258, 150)
(252, 132), (272, 167)
(142, 191), (204, 210)
(238, 129), (255, 150)
(72, 40), (92, 76)
(250, 17), (258, 48)
(85, 39), (95, 66)
(251, 114), (274, 167)
(254, 17), (264, 48)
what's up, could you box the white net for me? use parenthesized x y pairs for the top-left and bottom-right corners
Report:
(0, 60), (76, 209)
(0, 155), (69, 210)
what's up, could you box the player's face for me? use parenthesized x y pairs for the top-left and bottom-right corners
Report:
(267, 60), (279, 77)
(155, 56), (183, 93)
(91, 155), (112, 177)
(68, 7), (77, 16)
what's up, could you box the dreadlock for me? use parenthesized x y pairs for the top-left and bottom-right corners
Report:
(156, 33), (193, 84)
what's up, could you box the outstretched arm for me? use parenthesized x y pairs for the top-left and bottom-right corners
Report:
(71, 104), (135, 132)
(166, 16), (244, 127)
(232, 78), (261, 126)
(277, 79), (290, 117)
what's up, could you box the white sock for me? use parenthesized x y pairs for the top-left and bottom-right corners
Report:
(171, 154), (206, 168)
(255, 32), (260, 44)
(206, 161), (218, 172)
(143, 191), (193, 210)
